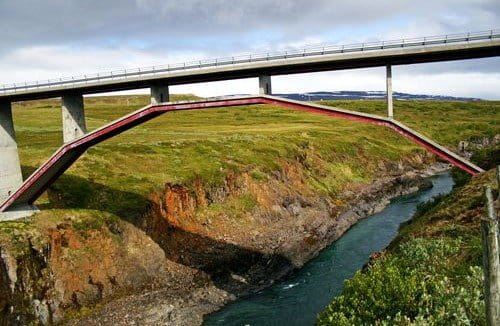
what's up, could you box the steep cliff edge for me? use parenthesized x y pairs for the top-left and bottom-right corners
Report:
(144, 153), (441, 272)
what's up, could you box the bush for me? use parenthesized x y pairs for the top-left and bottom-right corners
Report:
(317, 238), (485, 325)
(451, 167), (471, 188)
(470, 144), (500, 170)
(452, 144), (499, 187)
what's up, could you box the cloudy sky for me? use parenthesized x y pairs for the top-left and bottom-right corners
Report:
(1, 0), (499, 99)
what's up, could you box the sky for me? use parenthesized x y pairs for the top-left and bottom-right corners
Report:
(0, 0), (499, 99)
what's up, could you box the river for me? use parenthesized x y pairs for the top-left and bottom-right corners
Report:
(204, 171), (454, 326)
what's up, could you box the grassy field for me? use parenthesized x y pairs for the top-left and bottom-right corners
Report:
(7, 96), (500, 225)
(321, 100), (499, 146)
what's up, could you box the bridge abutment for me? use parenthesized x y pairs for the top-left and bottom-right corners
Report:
(386, 65), (393, 119)
(62, 93), (87, 143)
(259, 75), (272, 95)
(151, 85), (169, 104)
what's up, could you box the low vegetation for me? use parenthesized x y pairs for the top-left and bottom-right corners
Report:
(317, 165), (498, 325)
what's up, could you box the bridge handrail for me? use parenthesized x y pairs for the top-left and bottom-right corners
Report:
(1, 29), (499, 94)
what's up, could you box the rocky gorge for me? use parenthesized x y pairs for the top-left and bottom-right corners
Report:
(0, 151), (449, 325)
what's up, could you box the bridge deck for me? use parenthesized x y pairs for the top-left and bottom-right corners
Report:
(0, 96), (483, 213)
(1, 30), (499, 102)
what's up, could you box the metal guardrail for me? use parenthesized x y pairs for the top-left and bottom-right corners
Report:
(1, 29), (499, 94)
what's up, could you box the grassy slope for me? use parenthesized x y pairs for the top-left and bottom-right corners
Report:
(317, 169), (498, 325)
(4, 97), (499, 227)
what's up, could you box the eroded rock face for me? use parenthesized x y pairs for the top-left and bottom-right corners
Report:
(142, 151), (441, 285)
(0, 214), (167, 325)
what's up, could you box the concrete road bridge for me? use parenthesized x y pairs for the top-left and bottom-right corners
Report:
(0, 30), (497, 221)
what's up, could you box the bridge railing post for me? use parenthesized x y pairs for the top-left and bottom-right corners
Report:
(482, 185), (500, 326)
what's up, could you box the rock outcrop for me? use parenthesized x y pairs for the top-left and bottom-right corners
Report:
(0, 213), (166, 324)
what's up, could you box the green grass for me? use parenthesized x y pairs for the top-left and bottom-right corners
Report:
(6, 97), (499, 226)
(319, 100), (500, 147)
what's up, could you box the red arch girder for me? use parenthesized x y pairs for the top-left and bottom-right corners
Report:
(0, 95), (482, 212)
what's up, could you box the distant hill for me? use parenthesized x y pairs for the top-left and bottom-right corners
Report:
(275, 91), (481, 101)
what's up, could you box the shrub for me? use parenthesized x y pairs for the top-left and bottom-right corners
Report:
(317, 238), (485, 325)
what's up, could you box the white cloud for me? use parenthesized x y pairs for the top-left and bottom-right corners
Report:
(0, 45), (208, 85)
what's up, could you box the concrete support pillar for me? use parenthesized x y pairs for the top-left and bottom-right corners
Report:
(0, 101), (23, 204)
(386, 65), (393, 119)
(150, 85), (169, 105)
(62, 93), (86, 143)
(259, 75), (272, 95)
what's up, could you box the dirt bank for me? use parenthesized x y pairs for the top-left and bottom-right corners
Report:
(0, 152), (447, 325)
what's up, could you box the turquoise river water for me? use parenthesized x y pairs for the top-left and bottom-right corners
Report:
(204, 172), (454, 326)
